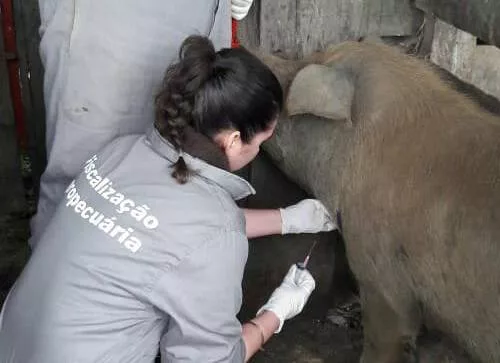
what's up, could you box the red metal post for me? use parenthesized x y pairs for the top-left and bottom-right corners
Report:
(231, 18), (240, 48)
(1, 0), (28, 150)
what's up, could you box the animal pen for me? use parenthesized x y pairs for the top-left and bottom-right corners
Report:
(1, 0), (500, 362)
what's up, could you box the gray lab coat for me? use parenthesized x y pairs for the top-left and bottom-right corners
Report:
(32, 0), (231, 247)
(0, 127), (255, 362)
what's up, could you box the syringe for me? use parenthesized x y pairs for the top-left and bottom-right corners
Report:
(296, 240), (318, 270)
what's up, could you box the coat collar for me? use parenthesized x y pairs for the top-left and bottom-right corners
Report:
(145, 126), (256, 201)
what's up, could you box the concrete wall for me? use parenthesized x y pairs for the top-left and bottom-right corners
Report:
(429, 17), (500, 101)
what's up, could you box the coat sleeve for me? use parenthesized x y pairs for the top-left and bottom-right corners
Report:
(209, 0), (232, 50)
(150, 229), (248, 363)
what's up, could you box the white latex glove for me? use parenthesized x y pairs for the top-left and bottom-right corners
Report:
(257, 264), (316, 333)
(279, 199), (336, 234)
(231, 0), (254, 20)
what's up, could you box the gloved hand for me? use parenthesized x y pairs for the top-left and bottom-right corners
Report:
(257, 264), (316, 333)
(279, 199), (336, 234)
(231, 0), (254, 21)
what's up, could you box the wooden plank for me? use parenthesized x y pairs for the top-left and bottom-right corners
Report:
(362, 0), (417, 38)
(344, 0), (366, 40)
(430, 18), (476, 82)
(379, 0), (418, 36)
(259, 0), (418, 58)
(238, 0), (261, 49)
(296, 0), (418, 57)
(260, 0), (299, 58)
(416, 0), (500, 47)
(364, 0), (384, 35)
(469, 45), (500, 101)
(296, 0), (343, 57)
(13, 0), (46, 199)
(430, 18), (500, 102)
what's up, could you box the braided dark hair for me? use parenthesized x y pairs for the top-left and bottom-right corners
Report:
(155, 35), (283, 184)
(154, 36), (216, 183)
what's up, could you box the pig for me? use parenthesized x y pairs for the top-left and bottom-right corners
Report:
(251, 40), (500, 363)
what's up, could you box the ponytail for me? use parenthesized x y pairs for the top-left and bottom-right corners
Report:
(170, 154), (190, 185)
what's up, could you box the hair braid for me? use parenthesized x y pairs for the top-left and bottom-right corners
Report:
(154, 36), (216, 183)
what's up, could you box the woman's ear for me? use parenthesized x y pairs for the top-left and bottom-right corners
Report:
(215, 130), (242, 154)
(228, 130), (242, 148)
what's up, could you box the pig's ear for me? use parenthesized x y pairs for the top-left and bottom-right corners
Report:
(286, 64), (353, 121)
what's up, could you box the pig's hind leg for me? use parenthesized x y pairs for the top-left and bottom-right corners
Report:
(359, 282), (421, 363)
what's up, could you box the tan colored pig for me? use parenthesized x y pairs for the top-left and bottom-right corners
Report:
(252, 40), (500, 363)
